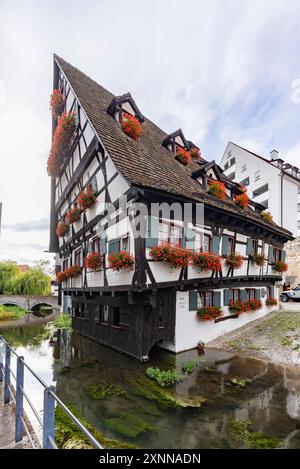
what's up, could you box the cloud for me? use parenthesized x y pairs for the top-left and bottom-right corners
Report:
(3, 218), (49, 232)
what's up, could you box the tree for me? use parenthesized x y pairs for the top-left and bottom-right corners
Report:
(12, 267), (51, 296)
(0, 261), (20, 294)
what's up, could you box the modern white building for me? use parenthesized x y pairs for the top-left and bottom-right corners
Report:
(220, 142), (300, 238)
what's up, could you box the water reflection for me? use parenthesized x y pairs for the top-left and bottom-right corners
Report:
(1, 324), (300, 449)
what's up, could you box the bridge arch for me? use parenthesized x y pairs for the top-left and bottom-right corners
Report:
(30, 302), (55, 313)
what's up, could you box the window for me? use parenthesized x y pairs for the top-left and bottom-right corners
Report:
(224, 162), (229, 170)
(267, 286), (274, 299)
(241, 163), (247, 172)
(246, 289), (256, 300)
(194, 232), (202, 251)
(158, 222), (182, 245)
(120, 235), (129, 252)
(254, 170), (261, 182)
(229, 289), (240, 302)
(298, 203), (300, 212)
(158, 222), (169, 244)
(261, 199), (268, 209)
(112, 307), (120, 327)
(227, 151), (232, 158)
(92, 237), (100, 253)
(170, 224), (182, 245)
(240, 177), (250, 186)
(63, 259), (69, 270)
(101, 305), (109, 324)
(203, 234), (211, 252)
(252, 184), (268, 198)
(273, 248), (281, 262)
(298, 220), (300, 229)
(226, 237), (235, 256)
(198, 291), (214, 307)
(74, 250), (82, 266)
(227, 172), (235, 181)
(253, 240), (258, 256)
(90, 176), (98, 194)
(79, 303), (85, 319)
(120, 311), (131, 328)
(230, 157), (236, 167)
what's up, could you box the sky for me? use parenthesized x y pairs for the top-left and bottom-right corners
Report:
(1, 0), (300, 264)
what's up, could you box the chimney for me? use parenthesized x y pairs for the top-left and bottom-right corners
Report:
(270, 149), (278, 160)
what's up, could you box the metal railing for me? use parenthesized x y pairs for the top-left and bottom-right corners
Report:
(0, 336), (103, 449)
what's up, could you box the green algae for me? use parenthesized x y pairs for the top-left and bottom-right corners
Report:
(55, 404), (137, 449)
(104, 412), (158, 438)
(227, 377), (252, 390)
(86, 382), (125, 400)
(182, 360), (199, 374)
(126, 375), (206, 409)
(226, 417), (280, 449)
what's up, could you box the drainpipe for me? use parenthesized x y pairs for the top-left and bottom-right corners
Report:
(280, 171), (284, 228)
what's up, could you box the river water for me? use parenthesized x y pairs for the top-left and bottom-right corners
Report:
(1, 322), (300, 449)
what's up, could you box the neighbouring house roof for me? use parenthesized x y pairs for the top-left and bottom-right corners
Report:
(53, 55), (293, 240)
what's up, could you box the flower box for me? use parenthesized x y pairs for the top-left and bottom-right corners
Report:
(208, 181), (226, 200)
(197, 306), (223, 321)
(121, 112), (142, 140)
(175, 147), (192, 166)
(78, 188), (97, 210)
(273, 260), (288, 272)
(66, 207), (82, 224)
(47, 112), (76, 177)
(108, 251), (135, 272)
(192, 252), (222, 272)
(84, 252), (103, 271)
(234, 187), (249, 209)
(149, 243), (192, 269)
(57, 271), (68, 283)
(261, 211), (273, 223)
(56, 222), (70, 237)
(253, 253), (265, 266)
(225, 252), (244, 269)
(229, 299), (262, 313)
(50, 89), (64, 119)
(66, 265), (82, 278)
(266, 297), (277, 306)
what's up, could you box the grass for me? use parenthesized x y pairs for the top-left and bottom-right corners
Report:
(0, 304), (30, 321)
(53, 314), (72, 330)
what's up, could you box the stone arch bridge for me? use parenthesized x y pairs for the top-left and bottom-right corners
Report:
(0, 295), (59, 312)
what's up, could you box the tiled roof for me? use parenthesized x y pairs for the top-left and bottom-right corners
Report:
(54, 55), (293, 239)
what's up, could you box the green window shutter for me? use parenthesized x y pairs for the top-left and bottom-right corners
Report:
(224, 289), (231, 306)
(261, 288), (266, 298)
(108, 238), (119, 255)
(213, 291), (221, 307)
(268, 245), (274, 264)
(100, 236), (107, 254)
(270, 286), (275, 298)
(240, 289), (247, 302)
(255, 289), (261, 300)
(281, 250), (286, 262)
(189, 291), (198, 311)
(221, 236), (229, 256)
(146, 216), (158, 248)
(212, 235), (221, 254)
(246, 238), (254, 257)
(184, 227), (195, 251)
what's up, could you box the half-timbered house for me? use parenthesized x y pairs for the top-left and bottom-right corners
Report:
(48, 55), (293, 360)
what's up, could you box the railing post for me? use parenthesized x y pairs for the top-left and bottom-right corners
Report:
(43, 385), (55, 449)
(4, 344), (11, 404)
(15, 356), (24, 442)
(0, 336), (3, 383)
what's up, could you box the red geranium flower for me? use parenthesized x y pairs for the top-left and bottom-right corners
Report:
(208, 180), (227, 200)
(66, 207), (82, 224)
(197, 306), (223, 321)
(78, 187), (97, 211)
(150, 243), (192, 269)
(56, 222), (69, 237)
(84, 252), (103, 270)
(273, 260), (288, 273)
(192, 252), (222, 272)
(175, 147), (192, 166)
(225, 252), (244, 269)
(121, 112), (142, 140)
(108, 251), (135, 271)
(50, 89), (64, 119)
(47, 112), (77, 177)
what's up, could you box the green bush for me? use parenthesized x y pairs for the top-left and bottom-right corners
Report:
(54, 314), (72, 330)
(181, 361), (199, 374)
(146, 367), (182, 387)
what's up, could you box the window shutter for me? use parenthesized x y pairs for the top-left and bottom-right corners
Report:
(240, 289), (247, 302)
(213, 291), (221, 307)
(91, 176), (98, 193)
(212, 235), (221, 254)
(100, 236), (107, 254)
(268, 245), (274, 264)
(246, 238), (254, 257)
(189, 291), (198, 311)
(261, 288), (266, 298)
(184, 227), (195, 251)
(281, 250), (286, 262)
(224, 289), (231, 306)
(255, 289), (261, 300)
(221, 236), (229, 256)
(146, 216), (158, 248)
(270, 286), (275, 298)
(88, 241), (93, 254)
(108, 238), (119, 255)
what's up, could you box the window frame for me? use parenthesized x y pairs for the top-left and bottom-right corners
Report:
(198, 291), (214, 308)
(246, 289), (256, 300)
(74, 249), (82, 266)
(101, 305), (109, 325)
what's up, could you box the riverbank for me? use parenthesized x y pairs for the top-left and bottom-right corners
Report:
(0, 309), (59, 330)
(207, 307), (300, 366)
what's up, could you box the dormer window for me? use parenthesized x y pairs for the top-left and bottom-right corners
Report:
(162, 129), (194, 166)
(107, 93), (144, 140)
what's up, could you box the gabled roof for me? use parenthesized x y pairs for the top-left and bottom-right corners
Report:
(161, 129), (189, 149)
(107, 92), (144, 122)
(53, 55), (293, 240)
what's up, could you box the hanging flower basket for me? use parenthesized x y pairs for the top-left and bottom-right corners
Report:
(225, 252), (244, 269)
(253, 253), (265, 266)
(78, 188), (97, 210)
(266, 297), (277, 306)
(108, 251), (135, 272)
(197, 306), (223, 321)
(84, 252), (103, 271)
(175, 147), (192, 166)
(50, 89), (64, 119)
(261, 211), (273, 223)
(150, 243), (192, 269)
(47, 112), (77, 177)
(273, 260), (288, 272)
(208, 180), (226, 200)
(121, 112), (142, 140)
(56, 222), (70, 237)
(66, 207), (82, 224)
(57, 271), (68, 283)
(192, 252), (222, 272)
(190, 147), (201, 160)
(66, 265), (82, 278)
(234, 186), (249, 209)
